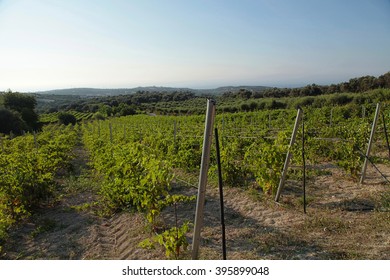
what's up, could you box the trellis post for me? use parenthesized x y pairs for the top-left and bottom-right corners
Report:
(275, 108), (303, 202)
(192, 99), (216, 260)
(360, 103), (381, 184)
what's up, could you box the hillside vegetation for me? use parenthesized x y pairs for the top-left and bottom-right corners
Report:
(0, 72), (389, 259)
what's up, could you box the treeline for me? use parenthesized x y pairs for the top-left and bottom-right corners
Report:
(46, 91), (198, 115)
(219, 88), (390, 114)
(3, 72), (390, 132)
(45, 72), (390, 116)
(222, 72), (390, 99)
(0, 91), (40, 135)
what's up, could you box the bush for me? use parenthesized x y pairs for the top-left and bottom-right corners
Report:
(93, 112), (106, 120)
(0, 108), (26, 134)
(58, 112), (77, 125)
(1, 92), (39, 132)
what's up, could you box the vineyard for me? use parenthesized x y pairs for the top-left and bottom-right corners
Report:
(39, 111), (94, 124)
(1, 101), (389, 259)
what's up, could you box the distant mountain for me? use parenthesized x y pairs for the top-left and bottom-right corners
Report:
(35, 85), (271, 97)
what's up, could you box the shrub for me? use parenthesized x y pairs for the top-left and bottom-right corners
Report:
(58, 112), (77, 125)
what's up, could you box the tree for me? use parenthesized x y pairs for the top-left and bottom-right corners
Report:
(3, 92), (36, 112)
(1, 91), (39, 132)
(58, 112), (77, 125)
(240, 103), (250, 111)
(98, 104), (113, 117)
(117, 103), (136, 116)
(377, 72), (390, 88)
(249, 101), (258, 111)
(0, 108), (26, 134)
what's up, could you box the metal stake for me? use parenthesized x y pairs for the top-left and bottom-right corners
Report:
(302, 111), (306, 214)
(382, 113), (390, 159)
(215, 127), (227, 260)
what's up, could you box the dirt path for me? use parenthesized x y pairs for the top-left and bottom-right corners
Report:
(1, 142), (163, 260)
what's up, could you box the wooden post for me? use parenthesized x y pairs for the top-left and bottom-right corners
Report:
(360, 103), (381, 184)
(192, 99), (216, 260)
(275, 108), (303, 202)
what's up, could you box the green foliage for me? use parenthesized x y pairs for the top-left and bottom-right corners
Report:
(245, 133), (288, 195)
(2, 92), (36, 112)
(58, 112), (77, 125)
(303, 114), (370, 176)
(1, 91), (39, 132)
(79, 102), (389, 259)
(174, 137), (202, 171)
(84, 131), (175, 220)
(212, 139), (250, 187)
(40, 111), (93, 124)
(156, 222), (191, 259)
(116, 103), (136, 116)
(0, 125), (77, 242)
(93, 112), (105, 120)
(139, 222), (191, 259)
(0, 108), (27, 134)
(140, 194), (194, 259)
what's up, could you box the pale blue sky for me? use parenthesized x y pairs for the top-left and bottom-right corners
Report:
(1, 0), (389, 91)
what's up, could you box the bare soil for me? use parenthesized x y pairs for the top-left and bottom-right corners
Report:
(1, 146), (389, 260)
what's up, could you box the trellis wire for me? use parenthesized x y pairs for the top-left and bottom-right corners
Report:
(173, 176), (198, 189)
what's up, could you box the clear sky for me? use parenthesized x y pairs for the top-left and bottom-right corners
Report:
(1, 0), (389, 92)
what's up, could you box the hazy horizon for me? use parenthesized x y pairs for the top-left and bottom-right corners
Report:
(1, 0), (390, 92)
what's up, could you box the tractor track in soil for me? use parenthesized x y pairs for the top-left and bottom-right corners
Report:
(1, 141), (163, 260)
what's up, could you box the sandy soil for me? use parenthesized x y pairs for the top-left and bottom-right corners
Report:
(1, 147), (389, 260)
